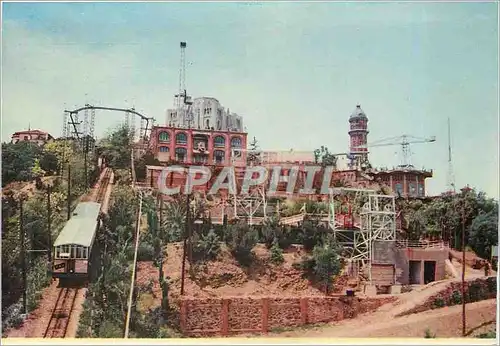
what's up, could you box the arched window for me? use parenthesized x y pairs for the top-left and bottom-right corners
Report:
(214, 150), (225, 164)
(175, 147), (187, 162)
(214, 136), (225, 148)
(231, 137), (242, 148)
(159, 146), (169, 152)
(159, 131), (170, 142)
(176, 132), (187, 145)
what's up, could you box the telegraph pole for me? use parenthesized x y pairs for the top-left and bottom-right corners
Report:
(180, 193), (191, 296)
(84, 137), (88, 190)
(67, 164), (71, 220)
(461, 207), (466, 336)
(20, 197), (27, 315)
(47, 185), (52, 263)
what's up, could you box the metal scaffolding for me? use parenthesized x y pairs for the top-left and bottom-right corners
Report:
(62, 110), (69, 138)
(328, 187), (396, 282)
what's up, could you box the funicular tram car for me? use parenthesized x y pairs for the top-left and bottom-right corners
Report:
(52, 202), (101, 281)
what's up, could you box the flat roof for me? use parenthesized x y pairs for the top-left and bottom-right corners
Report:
(54, 202), (101, 247)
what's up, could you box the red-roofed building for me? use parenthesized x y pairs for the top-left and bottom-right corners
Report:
(11, 129), (54, 146)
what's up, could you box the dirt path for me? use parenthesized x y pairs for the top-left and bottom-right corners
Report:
(264, 299), (496, 338)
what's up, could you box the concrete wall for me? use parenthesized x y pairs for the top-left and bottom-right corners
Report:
(179, 296), (396, 336)
(371, 264), (395, 285)
(394, 247), (448, 285)
(372, 241), (448, 285)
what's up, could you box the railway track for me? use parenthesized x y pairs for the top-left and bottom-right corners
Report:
(43, 287), (79, 338)
(96, 168), (112, 203)
(43, 167), (113, 338)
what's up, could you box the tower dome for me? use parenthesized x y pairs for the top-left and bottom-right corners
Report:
(350, 105), (367, 120)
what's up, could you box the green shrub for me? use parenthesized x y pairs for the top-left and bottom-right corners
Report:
(226, 224), (258, 266)
(270, 238), (284, 265)
(451, 290), (462, 305)
(486, 277), (496, 295)
(477, 330), (496, 338)
(299, 221), (329, 251)
(137, 243), (155, 261)
(424, 328), (436, 338)
(433, 297), (445, 308)
(468, 281), (486, 302)
(192, 229), (221, 263)
(26, 257), (51, 312)
(295, 236), (342, 290)
(1, 302), (25, 333)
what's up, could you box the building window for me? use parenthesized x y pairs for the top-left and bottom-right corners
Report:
(231, 137), (242, 148)
(206, 119), (210, 129)
(214, 150), (225, 164)
(176, 132), (187, 145)
(194, 154), (207, 164)
(395, 183), (403, 196)
(409, 183), (417, 197)
(214, 136), (225, 148)
(159, 146), (169, 152)
(159, 131), (170, 142)
(175, 147), (187, 162)
(418, 184), (425, 196)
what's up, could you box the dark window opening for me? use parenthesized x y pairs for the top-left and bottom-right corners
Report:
(424, 261), (436, 284)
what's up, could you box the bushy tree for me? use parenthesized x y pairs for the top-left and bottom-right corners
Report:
(1, 141), (41, 186)
(295, 236), (342, 292)
(314, 145), (338, 169)
(134, 150), (161, 181)
(99, 125), (133, 169)
(269, 238), (284, 265)
(469, 210), (498, 260)
(225, 223), (258, 266)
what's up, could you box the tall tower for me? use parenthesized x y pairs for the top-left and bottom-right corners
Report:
(348, 105), (369, 169)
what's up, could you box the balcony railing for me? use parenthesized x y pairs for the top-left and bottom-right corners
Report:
(396, 240), (449, 249)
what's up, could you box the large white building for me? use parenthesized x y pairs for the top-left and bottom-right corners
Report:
(166, 97), (244, 132)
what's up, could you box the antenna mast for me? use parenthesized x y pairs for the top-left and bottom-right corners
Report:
(446, 117), (456, 193)
(176, 41), (187, 109)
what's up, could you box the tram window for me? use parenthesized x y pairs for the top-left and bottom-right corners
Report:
(83, 248), (88, 259)
(76, 247), (82, 259)
(71, 246), (76, 259)
(56, 247), (60, 258)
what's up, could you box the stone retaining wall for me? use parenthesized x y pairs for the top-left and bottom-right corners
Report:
(179, 295), (396, 336)
(396, 277), (497, 317)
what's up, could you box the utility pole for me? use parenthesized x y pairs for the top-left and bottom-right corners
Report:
(461, 206), (466, 337)
(84, 137), (88, 190)
(124, 191), (143, 338)
(47, 185), (52, 263)
(180, 193), (191, 296)
(159, 197), (164, 285)
(67, 163), (71, 220)
(20, 197), (27, 315)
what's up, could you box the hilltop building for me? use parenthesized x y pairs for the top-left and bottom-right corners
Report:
(11, 129), (54, 146)
(145, 101), (433, 197)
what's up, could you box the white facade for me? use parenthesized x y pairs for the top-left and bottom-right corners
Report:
(166, 97), (244, 132)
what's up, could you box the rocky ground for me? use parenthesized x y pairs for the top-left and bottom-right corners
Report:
(136, 243), (327, 311)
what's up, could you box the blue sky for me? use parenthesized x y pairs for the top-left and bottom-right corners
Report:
(2, 2), (498, 198)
